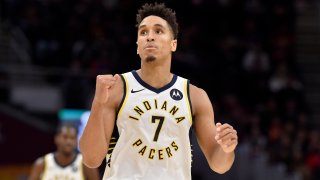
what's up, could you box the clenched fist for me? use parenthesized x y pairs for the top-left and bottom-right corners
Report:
(215, 123), (238, 153)
(93, 74), (120, 104)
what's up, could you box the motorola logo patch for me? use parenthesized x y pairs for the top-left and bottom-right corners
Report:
(72, 166), (78, 172)
(170, 89), (183, 101)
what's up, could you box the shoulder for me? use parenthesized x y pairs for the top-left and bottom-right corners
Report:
(31, 156), (45, 172)
(189, 83), (209, 103)
(189, 83), (207, 96)
(189, 83), (212, 115)
(34, 153), (53, 166)
(175, 75), (206, 96)
(34, 156), (45, 166)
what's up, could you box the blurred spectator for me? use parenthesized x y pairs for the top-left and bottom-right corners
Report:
(269, 63), (303, 94)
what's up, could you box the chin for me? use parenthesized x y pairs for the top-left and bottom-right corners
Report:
(145, 55), (156, 62)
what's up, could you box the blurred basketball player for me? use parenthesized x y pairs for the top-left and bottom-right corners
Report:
(29, 122), (99, 180)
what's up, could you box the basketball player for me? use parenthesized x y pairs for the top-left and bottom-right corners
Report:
(80, 2), (238, 179)
(29, 123), (99, 180)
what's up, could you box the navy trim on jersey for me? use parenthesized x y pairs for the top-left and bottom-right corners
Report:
(187, 80), (193, 124)
(187, 80), (194, 166)
(189, 127), (194, 166)
(131, 70), (177, 94)
(53, 152), (78, 168)
(108, 74), (124, 155)
(115, 74), (126, 119)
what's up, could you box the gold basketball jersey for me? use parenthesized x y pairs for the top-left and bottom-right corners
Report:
(103, 70), (193, 180)
(42, 153), (84, 180)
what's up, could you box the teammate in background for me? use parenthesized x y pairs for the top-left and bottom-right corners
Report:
(80, 2), (238, 179)
(29, 122), (99, 180)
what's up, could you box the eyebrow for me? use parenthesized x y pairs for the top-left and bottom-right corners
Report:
(138, 24), (165, 30)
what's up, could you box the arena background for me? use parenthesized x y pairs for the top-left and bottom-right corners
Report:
(1, 0), (320, 179)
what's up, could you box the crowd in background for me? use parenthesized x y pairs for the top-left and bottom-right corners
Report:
(2, 0), (320, 179)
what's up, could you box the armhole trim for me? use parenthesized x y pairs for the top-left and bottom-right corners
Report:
(116, 74), (128, 119)
(185, 80), (193, 125)
(106, 74), (127, 164)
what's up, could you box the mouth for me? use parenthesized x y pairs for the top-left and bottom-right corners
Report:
(144, 44), (157, 50)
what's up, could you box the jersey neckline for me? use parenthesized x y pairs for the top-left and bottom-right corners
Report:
(53, 152), (79, 168)
(131, 70), (177, 94)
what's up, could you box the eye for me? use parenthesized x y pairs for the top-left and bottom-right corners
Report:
(62, 134), (68, 139)
(140, 30), (147, 36)
(155, 29), (163, 34)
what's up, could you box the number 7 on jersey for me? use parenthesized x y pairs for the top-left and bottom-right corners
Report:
(151, 116), (165, 141)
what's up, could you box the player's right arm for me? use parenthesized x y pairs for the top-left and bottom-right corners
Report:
(83, 164), (100, 180)
(79, 74), (123, 168)
(28, 157), (44, 180)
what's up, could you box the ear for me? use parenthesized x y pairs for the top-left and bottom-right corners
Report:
(171, 39), (177, 52)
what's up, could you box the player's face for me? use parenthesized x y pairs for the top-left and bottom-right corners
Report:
(137, 15), (177, 62)
(55, 127), (77, 155)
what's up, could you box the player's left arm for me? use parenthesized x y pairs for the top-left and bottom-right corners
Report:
(190, 84), (238, 174)
(83, 164), (100, 180)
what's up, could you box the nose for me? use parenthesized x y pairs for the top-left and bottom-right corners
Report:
(147, 37), (154, 42)
(66, 137), (75, 145)
(147, 32), (155, 42)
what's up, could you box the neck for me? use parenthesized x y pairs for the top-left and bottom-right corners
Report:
(55, 151), (75, 165)
(138, 66), (172, 89)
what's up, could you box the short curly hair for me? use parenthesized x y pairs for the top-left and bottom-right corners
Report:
(136, 2), (179, 40)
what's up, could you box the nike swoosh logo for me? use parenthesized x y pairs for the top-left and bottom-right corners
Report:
(131, 89), (145, 93)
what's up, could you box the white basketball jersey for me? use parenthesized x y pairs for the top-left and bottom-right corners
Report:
(103, 70), (193, 180)
(42, 152), (84, 180)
